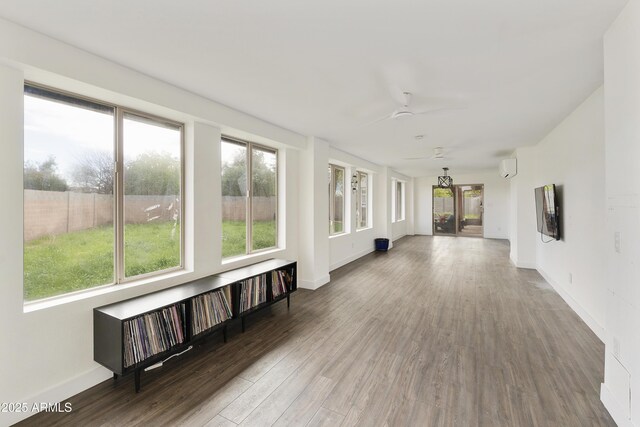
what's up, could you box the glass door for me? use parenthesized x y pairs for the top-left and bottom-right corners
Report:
(433, 186), (456, 235)
(432, 184), (484, 237)
(458, 185), (484, 237)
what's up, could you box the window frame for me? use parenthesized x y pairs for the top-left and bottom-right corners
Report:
(395, 179), (405, 222)
(220, 136), (279, 258)
(118, 108), (185, 283)
(23, 82), (185, 299)
(329, 163), (346, 236)
(356, 171), (369, 230)
(392, 178), (405, 223)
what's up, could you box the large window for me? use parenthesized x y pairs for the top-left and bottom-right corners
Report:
(122, 113), (182, 278)
(23, 84), (183, 302)
(329, 164), (345, 235)
(356, 171), (369, 229)
(221, 138), (277, 258)
(392, 179), (405, 222)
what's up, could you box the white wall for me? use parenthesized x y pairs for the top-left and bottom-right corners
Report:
(390, 170), (414, 242)
(322, 152), (414, 270)
(298, 137), (330, 289)
(509, 147), (538, 268)
(508, 86), (607, 340)
(505, 72), (629, 423)
(328, 148), (384, 271)
(533, 87), (606, 340)
(374, 166), (393, 247)
(414, 170), (510, 239)
(601, 2), (640, 425)
(509, 87), (606, 339)
(0, 18), (304, 426)
(325, 153), (416, 271)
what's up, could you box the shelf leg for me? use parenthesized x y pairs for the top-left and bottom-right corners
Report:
(242, 317), (245, 333)
(113, 372), (118, 381)
(223, 325), (228, 343)
(135, 369), (141, 393)
(287, 294), (290, 309)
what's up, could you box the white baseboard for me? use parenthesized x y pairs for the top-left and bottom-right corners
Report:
(483, 233), (509, 240)
(392, 234), (406, 242)
(517, 261), (537, 269)
(329, 248), (374, 272)
(2, 366), (111, 426)
(601, 383), (635, 427)
(298, 274), (330, 290)
(509, 255), (536, 269)
(537, 267), (605, 342)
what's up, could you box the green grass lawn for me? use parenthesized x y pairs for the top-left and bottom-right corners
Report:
(222, 220), (276, 258)
(24, 220), (276, 301)
(124, 222), (181, 277)
(24, 226), (115, 301)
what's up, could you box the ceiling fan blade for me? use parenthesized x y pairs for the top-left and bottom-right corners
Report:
(403, 154), (451, 161)
(414, 106), (466, 115)
(350, 98), (394, 120)
(361, 113), (393, 126)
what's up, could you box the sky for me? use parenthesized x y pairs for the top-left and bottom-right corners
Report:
(24, 94), (181, 183)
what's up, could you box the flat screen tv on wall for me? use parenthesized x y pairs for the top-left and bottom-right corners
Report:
(534, 184), (560, 240)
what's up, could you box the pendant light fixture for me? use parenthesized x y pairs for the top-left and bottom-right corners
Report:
(438, 167), (453, 188)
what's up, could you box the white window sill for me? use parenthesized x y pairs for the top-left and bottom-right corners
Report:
(356, 226), (373, 233)
(221, 247), (283, 267)
(25, 247), (288, 313)
(329, 232), (350, 239)
(23, 268), (191, 313)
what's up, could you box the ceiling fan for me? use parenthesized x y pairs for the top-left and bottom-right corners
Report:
(365, 91), (461, 125)
(403, 147), (450, 161)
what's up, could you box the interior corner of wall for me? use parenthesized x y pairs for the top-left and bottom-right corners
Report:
(298, 273), (330, 290)
(509, 252), (517, 266)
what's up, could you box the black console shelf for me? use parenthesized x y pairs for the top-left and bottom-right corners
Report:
(94, 259), (297, 392)
(217, 258), (297, 332)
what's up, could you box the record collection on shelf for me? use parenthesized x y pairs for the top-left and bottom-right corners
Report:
(239, 274), (267, 312)
(272, 269), (292, 298)
(191, 287), (232, 336)
(95, 259), (297, 392)
(123, 304), (185, 368)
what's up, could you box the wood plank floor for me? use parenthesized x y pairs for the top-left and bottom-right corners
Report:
(18, 236), (614, 426)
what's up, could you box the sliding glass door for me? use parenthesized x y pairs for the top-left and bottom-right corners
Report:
(433, 186), (456, 236)
(432, 185), (484, 237)
(458, 185), (484, 237)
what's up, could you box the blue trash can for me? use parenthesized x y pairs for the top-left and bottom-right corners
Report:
(375, 238), (389, 251)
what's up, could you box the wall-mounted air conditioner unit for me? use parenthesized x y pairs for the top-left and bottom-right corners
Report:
(499, 158), (517, 178)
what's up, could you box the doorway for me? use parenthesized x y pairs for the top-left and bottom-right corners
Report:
(432, 184), (484, 237)
(433, 186), (456, 235)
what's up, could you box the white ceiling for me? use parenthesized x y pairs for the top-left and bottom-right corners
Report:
(0, 0), (628, 177)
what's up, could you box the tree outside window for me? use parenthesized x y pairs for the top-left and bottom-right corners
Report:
(221, 138), (277, 258)
(23, 84), (183, 301)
